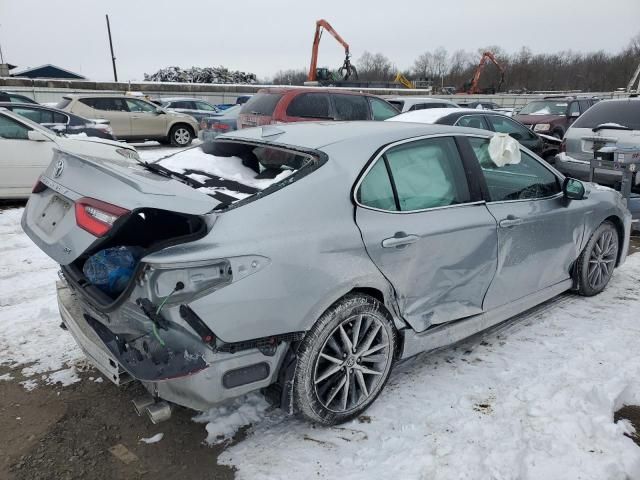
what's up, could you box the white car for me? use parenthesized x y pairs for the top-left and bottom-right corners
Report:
(0, 109), (139, 199)
(386, 97), (460, 113)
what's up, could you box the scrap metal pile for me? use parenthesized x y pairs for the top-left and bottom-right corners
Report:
(144, 66), (257, 84)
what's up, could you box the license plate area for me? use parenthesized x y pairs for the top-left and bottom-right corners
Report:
(36, 195), (72, 234)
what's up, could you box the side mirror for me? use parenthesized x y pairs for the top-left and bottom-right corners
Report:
(563, 177), (585, 200)
(569, 110), (580, 118)
(155, 108), (165, 115)
(27, 130), (51, 142)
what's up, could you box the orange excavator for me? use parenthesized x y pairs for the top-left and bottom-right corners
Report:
(307, 19), (358, 83)
(463, 51), (505, 94)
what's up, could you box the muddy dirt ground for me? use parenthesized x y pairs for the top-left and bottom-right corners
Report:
(1, 208), (638, 480)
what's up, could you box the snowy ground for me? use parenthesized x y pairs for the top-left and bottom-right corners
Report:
(2, 142), (640, 479)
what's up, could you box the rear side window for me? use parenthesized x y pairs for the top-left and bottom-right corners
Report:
(333, 94), (369, 120)
(286, 93), (330, 118)
(456, 115), (489, 130)
(169, 100), (195, 109)
(572, 101), (640, 130)
(12, 107), (67, 124)
(240, 93), (283, 115)
(80, 98), (128, 112)
(369, 97), (398, 120)
(358, 137), (470, 212)
(357, 157), (397, 211)
(195, 101), (217, 111)
(0, 113), (30, 139)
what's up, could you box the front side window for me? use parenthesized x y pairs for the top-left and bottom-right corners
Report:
(487, 115), (536, 141)
(369, 97), (398, 120)
(468, 137), (560, 201)
(286, 93), (330, 118)
(126, 99), (157, 113)
(0, 114), (30, 140)
(456, 115), (489, 130)
(333, 94), (369, 120)
(358, 137), (470, 212)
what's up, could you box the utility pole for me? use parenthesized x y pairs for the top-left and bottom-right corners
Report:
(105, 15), (118, 82)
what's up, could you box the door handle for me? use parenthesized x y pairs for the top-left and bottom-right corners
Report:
(131, 115), (140, 119)
(498, 216), (523, 228)
(381, 233), (419, 249)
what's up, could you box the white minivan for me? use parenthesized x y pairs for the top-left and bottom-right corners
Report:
(0, 109), (139, 199)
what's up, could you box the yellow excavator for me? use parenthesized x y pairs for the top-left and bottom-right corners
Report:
(394, 73), (415, 89)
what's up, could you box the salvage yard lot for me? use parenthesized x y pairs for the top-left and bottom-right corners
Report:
(2, 143), (640, 480)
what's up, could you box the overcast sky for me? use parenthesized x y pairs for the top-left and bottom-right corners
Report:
(1, 0), (639, 81)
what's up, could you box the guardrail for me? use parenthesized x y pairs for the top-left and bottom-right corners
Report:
(0, 76), (633, 107)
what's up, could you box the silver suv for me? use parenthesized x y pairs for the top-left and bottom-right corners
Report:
(57, 95), (199, 146)
(555, 97), (640, 222)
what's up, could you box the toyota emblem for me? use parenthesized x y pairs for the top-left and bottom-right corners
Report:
(53, 159), (64, 178)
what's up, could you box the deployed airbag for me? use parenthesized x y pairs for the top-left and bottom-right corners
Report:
(489, 133), (521, 167)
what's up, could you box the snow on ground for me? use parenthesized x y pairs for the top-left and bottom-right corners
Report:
(0, 208), (82, 387)
(206, 255), (640, 480)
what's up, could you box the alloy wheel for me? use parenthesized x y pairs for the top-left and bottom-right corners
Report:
(174, 128), (190, 145)
(313, 313), (392, 413)
(587, 229), (617, 290)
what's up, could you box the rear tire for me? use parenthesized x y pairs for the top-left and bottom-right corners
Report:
(575, 221), (619, 296)
(293, 294), (397, 426)
(169, 124), (193, 147)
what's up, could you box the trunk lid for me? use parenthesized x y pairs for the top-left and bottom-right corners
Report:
(22, 148), (219, 265)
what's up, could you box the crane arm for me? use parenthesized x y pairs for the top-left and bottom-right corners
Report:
(308, 19), (351, 81)
(468, 51), (505, 94)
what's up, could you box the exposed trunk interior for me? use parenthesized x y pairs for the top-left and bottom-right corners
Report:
(62, 208), (207, 308)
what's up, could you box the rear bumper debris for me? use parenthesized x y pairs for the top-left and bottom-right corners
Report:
(56, 278), (288, 411)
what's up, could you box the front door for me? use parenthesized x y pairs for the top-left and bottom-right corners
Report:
(125, 99), (168, 139)
(465, 137), (584, 310)
(355, 136), (498, 332)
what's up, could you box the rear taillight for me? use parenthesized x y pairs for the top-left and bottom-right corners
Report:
(560, 140), (566, 153)
(75, 197), (129, 237)
(32, 178), (47, 194)
(212, 122), (230, 132)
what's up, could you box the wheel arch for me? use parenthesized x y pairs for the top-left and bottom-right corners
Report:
(603, 214), (625, 266)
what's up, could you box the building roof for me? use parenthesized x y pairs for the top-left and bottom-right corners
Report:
(11, 64), (85, 80)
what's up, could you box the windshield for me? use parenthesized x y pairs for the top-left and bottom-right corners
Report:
(519, 100), (568, 116)
(572, 100), (640, 130)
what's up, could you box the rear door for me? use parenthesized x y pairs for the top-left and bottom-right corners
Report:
(0, 113), (54, 197)
(332, 94), (370, 121)
(284, 93), (332, 122)
(355, 135), (498, 332)
(79, 98), (132, 138)
(125, 99), (167, 138)
(465, 137), (583, 309)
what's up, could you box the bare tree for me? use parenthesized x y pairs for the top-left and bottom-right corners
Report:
(272, 68), (308, 85)
(356, 51), (396, 81)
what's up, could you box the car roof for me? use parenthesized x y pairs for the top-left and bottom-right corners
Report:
(387, 97), (455, 102)
(386, 108), (496, 125)
(0, 101), (63, 111)
(256, 87), (376, 97)
(219, 120), (491, 151)
(159, 97), (211, 102)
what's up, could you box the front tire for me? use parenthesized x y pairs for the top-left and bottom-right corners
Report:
(293, 294), (397, 425)
(169, 124), (193, 147)
(575, 221), (619, 296)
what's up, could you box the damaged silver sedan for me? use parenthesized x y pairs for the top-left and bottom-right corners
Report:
(22, 121), (632, 426)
